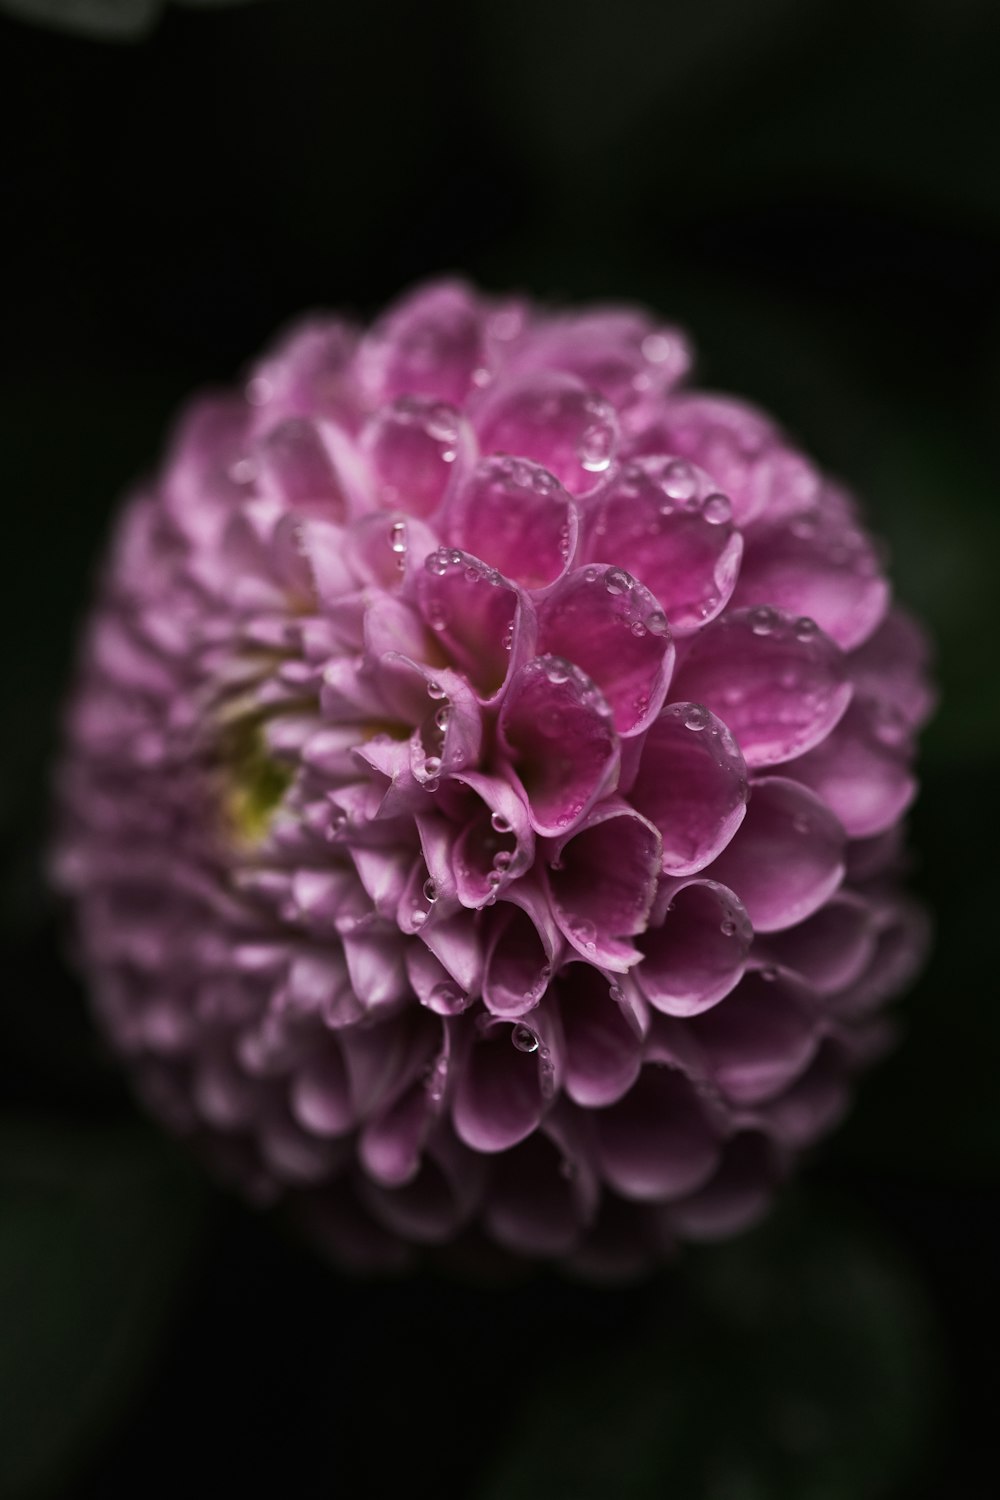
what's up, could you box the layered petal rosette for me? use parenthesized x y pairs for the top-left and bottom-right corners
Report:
(54, 280), (933, 1275)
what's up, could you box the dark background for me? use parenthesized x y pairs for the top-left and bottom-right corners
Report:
(1, 1), (999, 1496)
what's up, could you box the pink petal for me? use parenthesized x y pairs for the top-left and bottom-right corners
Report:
(356, 279), (488, 407)
(246, 315), (361, 432)
(508, 308), (692, 409)
(757, 1041), (851, 1148)
(706, 775), (846, 932)
(475, 371), (620, 496)
(450, 771), (535, 909)
(628, 704), (749, 876)
(452, 1009), (562, 1153)
(162, 394), (251, 546)
(789, 698), (917, 839)
(255, 417), (365, 521)
(581, 456), (743, 634)
(481, 901), (555, 1017)
(848, 604), (936, 731)
(361, 396), (476, 520)
(289, 1040), (354, 1137)
(444, 456), (577, 588)
(638, 878), (752, 1016)
(757, 893), (877, 995)
(733, 512), (890, 650)
(498, 656), (619, 837)
(556, 963), (645, 1107)
(688, 970), (820, 1104)
(361, 1130), (485, 1244)
(546, 799), (662, 970)
(671, 608), (853, 767)
(416, 548), (534, 702)
(484, 1122), (596, 1257)
(535, 565), (675, 736)
(342, 511), (439, 591)
(594, 1065), (722, 1201)
(665, 1130), (778, 1241)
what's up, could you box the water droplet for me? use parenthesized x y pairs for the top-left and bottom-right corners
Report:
(662, 460), (697, 501)
(388, 521), (407, 568)
(702, 492), (732, 525)
(426, 680), (447, 700)
(569, 916), (597, 950)
(491, 811), (513, 834)
(608, 983), (624, 1003)
(720, 918), (737, 937)
(749, 605), (778, 636)
(511, 1023), (539, 1053)
(795, 616), (818, 640)
(792, 814), (811, 835)
(493, 849), (513, 872)
(501, 620), (515, 653)
(684, 704), (710, 731)
(645, 610), (669, 636)
(544, 659), (571, 685)
(760, 965), (778, 982)
(411, 907), (428, 928)
(426, 550), (449, 577)
(423, 878), (439, 904)
(245, 375), (273, 406)
(605, 568), (632, 595)
(434, 705), (451, 730)
(630, 620), (647, 637)
(641, 331), (673, 364)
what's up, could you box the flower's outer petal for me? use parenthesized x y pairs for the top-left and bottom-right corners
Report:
(361, 1128), (486, 1244)
(848, 604), (936, 731)
(638, 878), (752, 1016)
(444, 456), (577, 588)
(452, 1008), (563, 1153)
(246, 315), (361, 432)
(755, 1040), (851, 1149)
(342, 511), (439, 591)
(827, 895), (930, 1019)
(535, 565), (675, 736)
(161, 393), (251, 547)
(629, 704), (749, 876)
(448, 772), (535, 909)
(498, 656), (619, 838)
(663, 1130), (778, 1241)
(581, 456), (743, 634)
(481, 881), (560, 1018)
(687, 970), (820, 1105)
(733, 511), (890, 650)
(546, 799), (662, 970)
(756, 893), (877, 996)
(484, 1110), (599, 1257)
(361, 396), (477, 520)
(789, 698), (917, 839)
(508, 308), (692, 409)
(356, 279), (488, 407)
(706, 776), (846, 933)
(255, 417), (369, 522)
(593, 1064), (722, 1202)
(416, 548), (534, 702)
(671, 608), (853, 767)
(475, 370), (620, 496)
(556, 963), (645, 1108)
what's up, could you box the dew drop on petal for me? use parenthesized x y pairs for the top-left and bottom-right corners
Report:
(512, 1023), (540, 1053)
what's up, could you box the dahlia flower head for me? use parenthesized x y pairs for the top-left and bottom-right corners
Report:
(55, 280), (933, 1276)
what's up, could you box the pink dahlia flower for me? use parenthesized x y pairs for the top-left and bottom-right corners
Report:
(54, 280), (933, 1275)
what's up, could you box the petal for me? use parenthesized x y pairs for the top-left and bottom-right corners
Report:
(758, 893), (878, 995)
(848, 604), (936, 731)
(289, 1040), (355, 1138)
(628, 704), (749, 876)
(582, 456), (743, 634)
(535, 565), (675, 736)
(356, 279), (488, 407)
(444, 456), (577, 588)
(361, 396), (476, 520)
(246, 315), (361, 432)
(508, 308), (692, 409)
(450, 771), (535, 909)
(484, 1122), (596, 1257)
(665, 1130), (778, 1241)
(255, 417), (365, 521)
(594, 1064), (722, 1202)
(732, 512), (890, 650)
(475, 371), (620, 496)
(162, 393), (251, 546)
(557, 963), (645, 1107)
(481, 901), (555, 1017)
(452, 1009), (563, 1153)
(416, 548), (534, 702)
(362, 1130), (485, 1244)
(546, 799), (662, 970)
(789, 698), (917, 839)
(342, 511), (439, 591)
(757, 1040), (851, 1148)
(672, 608), (853, 767)
(638, 878), (752, 1016)
(687, 970), (820, 1104)
(706, 775), (846, 932)
(498, 656), (619, 837)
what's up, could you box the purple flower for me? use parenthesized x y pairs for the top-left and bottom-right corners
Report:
(54, 280), (934, 1275)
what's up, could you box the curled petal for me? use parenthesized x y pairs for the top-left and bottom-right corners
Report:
(484, 1112), (599, 1257)
(688, 970), (820, 1105)
(758, 893), (877, 995)
(361, 395), (476, 520)
(255, 417), (368, 521)
(452, 1008), (563, 1153)
(416, 548), (534, 702)
(482, 881), (560, 1017)
(557, 963), (645, 1107)
(757, 1041), (851, 1148)
(638, 879), (752, 1016)
(342, 511), (439, 591)
(672, 608), (853, 767)
(162, 394), (251, 546)
(582, 456), (743, 633)
(445, 456), (577, 588)
(449, 772), (535, 909)
(546, 799), (661, 970)
(706, 776), (846, 933)
(498, 656), (619, 837)
(733, 512), (890, 650)
(356, 279), (487, 407)
(629, 704), (749, 876)
(246, 315), (361, 432)
(475, 371), (620, 496)
(536, 565), (675, 736)
(362, 1129), (486, 1244)
(664, 1130), (779, 1241)
(594, 1064), (722, 1201)
(848, 604), (936, 732)
(790, 698), (917, 839)
(508, 308), (692, 409)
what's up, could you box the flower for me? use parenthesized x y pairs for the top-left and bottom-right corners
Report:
(54, 279), (933, 1276)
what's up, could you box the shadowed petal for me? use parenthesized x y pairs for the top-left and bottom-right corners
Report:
(546, 799), (661, 970)
(416, 548), (534, 702)
(594, 1064), (722, 1201)
(452, 1009), (563, 1153)
(790, 698), (917, 839)
(638, 878), (752, 1016)
(629, 704), (749, 876)
(557, 963), (646, 1107)
(444, 456), (577, 587)
(688, 970), (820, 1104)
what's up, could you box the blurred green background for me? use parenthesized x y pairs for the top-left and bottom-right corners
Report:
(1, 0), (998, 1495)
